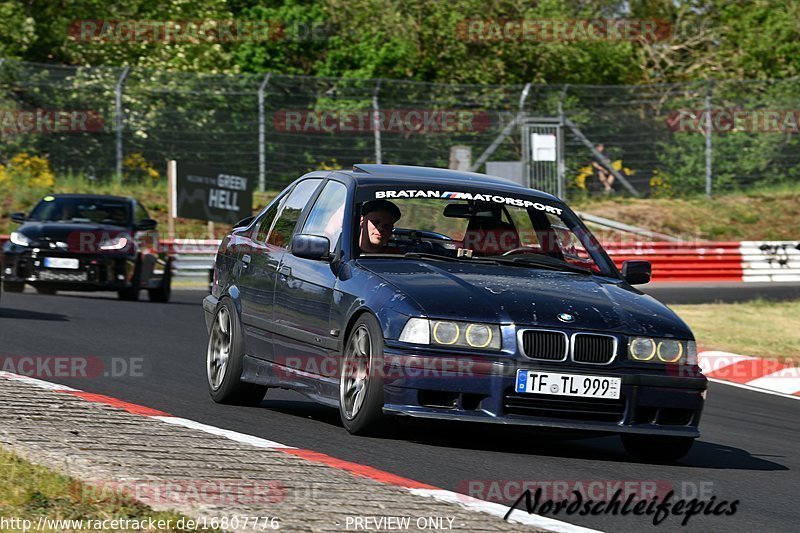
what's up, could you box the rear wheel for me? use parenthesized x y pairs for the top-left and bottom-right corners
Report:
(3, 281), (25, 293)
(339, 314), (386, 435)
(621, 434), (695, 462)
(206, 298), (267, 406)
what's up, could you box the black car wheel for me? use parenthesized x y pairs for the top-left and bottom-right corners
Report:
(3, 281), (24, 293)
(35, 286), (57, 295)
(621, 434), (695, 462)
(206, 297), (267, 406)
(339, 314), (386, 435)
(147, 263), (171, 303)
(118, 259), (141, 301)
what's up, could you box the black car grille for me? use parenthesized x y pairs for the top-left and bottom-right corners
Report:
(572, 334), (616, 364)
(503, 391), (626, 423)
(521, 330), (567, 360)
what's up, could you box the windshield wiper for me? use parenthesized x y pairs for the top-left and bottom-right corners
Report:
(488, 254), (594, 275)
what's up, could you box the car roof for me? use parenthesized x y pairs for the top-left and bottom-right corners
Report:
(40, 194), (133, 202)
(339, 164), (561, 202)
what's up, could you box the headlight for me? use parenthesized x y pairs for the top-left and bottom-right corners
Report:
(628, 337), (694, 364)
(10, 232), (31, 246)
(399, 318), (501, 350)
(629, 337), (656, 361)
(98, 236), (129, 250)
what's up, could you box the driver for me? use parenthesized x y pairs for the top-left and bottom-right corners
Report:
(359, 199), (401, 254)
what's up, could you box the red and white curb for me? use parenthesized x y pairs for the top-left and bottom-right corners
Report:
(0, 371), (596, 533)
(698, 351), (800, 398)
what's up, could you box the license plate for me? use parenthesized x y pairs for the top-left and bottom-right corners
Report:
(44, 257), (80, 269)
(516, 370), (621, 399)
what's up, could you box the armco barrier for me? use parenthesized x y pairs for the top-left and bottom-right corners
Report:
(2, 236), (799, 283)
(740, 241), (800, 283)
(603, 241), (745, 282)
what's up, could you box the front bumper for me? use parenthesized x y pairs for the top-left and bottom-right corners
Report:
(2, 249), (138, 291)
(380, 350), (706, 438)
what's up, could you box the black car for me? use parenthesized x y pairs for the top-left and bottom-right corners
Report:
(3, 194), (171, 302)
(203, 164), (706, 460)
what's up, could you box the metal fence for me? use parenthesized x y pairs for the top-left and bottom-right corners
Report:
(3, 58), (800, 198)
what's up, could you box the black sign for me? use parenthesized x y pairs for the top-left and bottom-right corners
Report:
(175, 163), (253, 223)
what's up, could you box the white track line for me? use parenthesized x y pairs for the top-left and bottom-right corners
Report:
(409, 488), (601, 533)
(153, 415), (295, 449)
(708, 378), (800, 400)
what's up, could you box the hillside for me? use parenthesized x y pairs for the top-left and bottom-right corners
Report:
(573, 185), (800, 241)
(2, 179), (798, 242)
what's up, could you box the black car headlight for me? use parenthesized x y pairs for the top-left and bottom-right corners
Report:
(628, 337), (696, 364)
(10, 231), (31, 247)
(399, 318), (501, 350)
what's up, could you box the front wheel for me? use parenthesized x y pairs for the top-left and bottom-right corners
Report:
(3, 281), (24, 293)
(339, 314), (386, 435)
(621, 434), (695, 462)
(148, 264), (171, 303)
(35, 286), (57, 295)
(206, 298), (267, 406)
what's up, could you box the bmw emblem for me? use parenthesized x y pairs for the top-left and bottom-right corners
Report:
(557, 313), (575, 323)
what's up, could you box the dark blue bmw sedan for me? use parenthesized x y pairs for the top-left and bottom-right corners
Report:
(203, 164), (706, 460)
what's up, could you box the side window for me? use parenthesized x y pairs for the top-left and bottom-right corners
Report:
(255, 195), (286, 243)
(301, 181), (347, 253)
(267, 179), (322, 248)
(506, 207), (539, 248)
(135, 203), (149, 223)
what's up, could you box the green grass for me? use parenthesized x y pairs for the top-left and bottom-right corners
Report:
(3, 175), (800, 241)
(0, 447), (221, 532)
(572, 182), (800, 240)
(671, 299), (800, 363)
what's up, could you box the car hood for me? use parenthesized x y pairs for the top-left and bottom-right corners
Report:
(15, 222), (131, 252)
(358, 259), (692, 337)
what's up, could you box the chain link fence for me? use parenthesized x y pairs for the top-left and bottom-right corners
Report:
(2, 58), (800, 198)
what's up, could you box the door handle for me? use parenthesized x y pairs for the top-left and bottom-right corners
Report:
(241, 254), (251, 269)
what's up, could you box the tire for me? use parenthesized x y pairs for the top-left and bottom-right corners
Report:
(339, 314), (387, 435)
(148, 264), (171, 303)
(118, 259), (141, 301)
(206, 297), (267, 406)
(621, 434), (695, 462)
(35, 286), (57, 295)
(3, 281), (25, 293)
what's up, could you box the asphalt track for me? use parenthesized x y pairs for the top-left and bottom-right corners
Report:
(1, 288), (798, 533)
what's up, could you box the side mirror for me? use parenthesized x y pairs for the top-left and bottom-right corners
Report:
(622, 260), (652, 285)
(292, 234), (330, 261)
(233, 216), (254, 229)
(11, 212), (26, 223)
(136, 218), (157, 231)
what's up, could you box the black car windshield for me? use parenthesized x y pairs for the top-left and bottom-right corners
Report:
(355, 192), (616, 277)
(28, 197), (132, 226)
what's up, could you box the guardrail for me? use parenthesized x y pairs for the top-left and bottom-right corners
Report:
(603, 241), (745, 282)
(2, 236), (799, 283)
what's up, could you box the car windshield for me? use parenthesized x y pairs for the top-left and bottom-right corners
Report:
(28, 197), (132, 226)
(355, 191), (616, 277)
